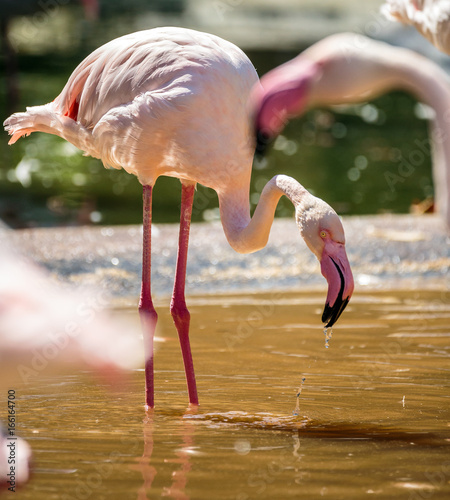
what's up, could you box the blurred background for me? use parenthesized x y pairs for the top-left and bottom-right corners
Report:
(1, 0), (448, 228)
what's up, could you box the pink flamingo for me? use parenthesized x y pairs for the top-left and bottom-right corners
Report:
(252, 32), (450, 231)
(381, 0), (450, 54)
(4, 27), (354, 408)
(0, 243), (142, 491)
(0, 246), (142, 383)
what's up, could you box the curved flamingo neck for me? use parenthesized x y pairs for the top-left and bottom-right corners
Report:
(382, 56), (450, 227)
(218, 174), (310, 254)
(392, 55), (450, 110)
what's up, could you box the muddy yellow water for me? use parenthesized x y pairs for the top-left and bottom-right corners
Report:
(3, 289), (450, 499)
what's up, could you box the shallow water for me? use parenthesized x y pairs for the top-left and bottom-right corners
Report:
(2, 289), (450, 499)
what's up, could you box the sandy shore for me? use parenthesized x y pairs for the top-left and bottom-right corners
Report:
(5, 214), (449, 303)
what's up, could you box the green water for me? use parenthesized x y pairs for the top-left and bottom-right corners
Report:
(0, 23), (434, 227)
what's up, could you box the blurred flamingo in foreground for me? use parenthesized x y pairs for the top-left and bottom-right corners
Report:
(0, 248), (142, 384)
(0, 237), (142, 490)
(4, 27), (354, 408)
(252, 32), (450, 231)
(381, 0), (450, 54)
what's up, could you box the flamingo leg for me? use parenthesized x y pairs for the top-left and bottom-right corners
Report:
(170, 182), (199, 405)
(139, 184), (158, 409)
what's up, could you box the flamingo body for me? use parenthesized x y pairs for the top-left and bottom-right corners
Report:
(4, 28), (353, 407)
(6, 27), (257, 190)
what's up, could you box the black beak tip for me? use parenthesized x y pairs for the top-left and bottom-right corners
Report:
(322, 297), (349, 328)
(322, 303), (332, 326)
(321, 256), (350, 328)
(255, 129), (272, 157)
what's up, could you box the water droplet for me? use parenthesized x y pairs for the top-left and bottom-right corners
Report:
(324, 327), (333, 349)
(293, 377), (306, 415)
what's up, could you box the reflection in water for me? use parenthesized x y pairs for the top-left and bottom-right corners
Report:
(131, 413), (157, 499)
(133, 408), (196, 500)
(161, 408), (196, 500)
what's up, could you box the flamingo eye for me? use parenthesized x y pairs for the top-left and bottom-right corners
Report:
(320, 231), (327, 238)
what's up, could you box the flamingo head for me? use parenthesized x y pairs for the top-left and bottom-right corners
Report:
(251, 59), (320, 156)
(296, 195), (354, 327)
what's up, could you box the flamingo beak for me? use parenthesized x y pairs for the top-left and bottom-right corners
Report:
(252, 60), (319, 159)
(320, 243), (354, 327)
